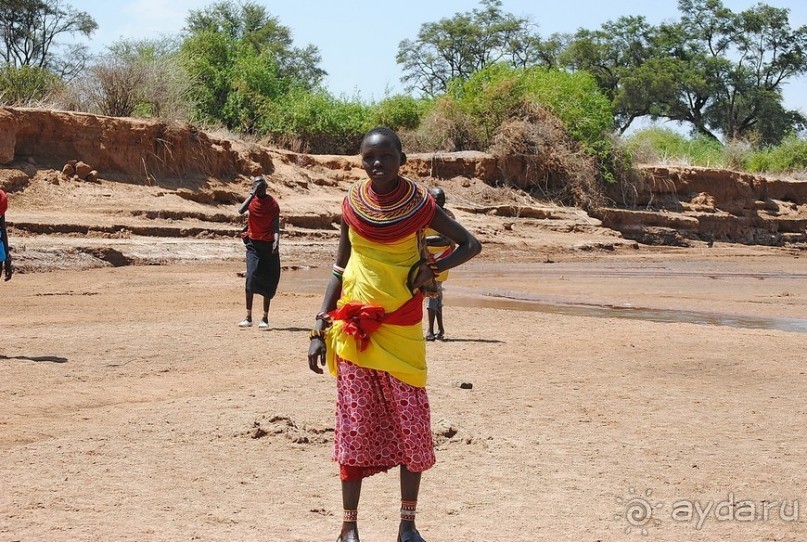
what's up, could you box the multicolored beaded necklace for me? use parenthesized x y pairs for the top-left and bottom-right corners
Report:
(342, 177), (436, 242)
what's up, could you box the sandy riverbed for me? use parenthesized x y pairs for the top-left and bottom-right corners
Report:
(1, 245), (805, 541)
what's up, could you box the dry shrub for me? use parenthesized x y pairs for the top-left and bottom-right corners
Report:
(59, 55), (192, 121)
(41, 82), (89, 112)
(402, 98), (481, 153)
(489, 102), (605, 211)
(602, 133), (646, 207)
(721, 139), (753, 170)
(265, 134), (309, 154)
(263, 132), (363, 156)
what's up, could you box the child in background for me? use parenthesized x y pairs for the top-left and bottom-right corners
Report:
(424, 187), (455, 341)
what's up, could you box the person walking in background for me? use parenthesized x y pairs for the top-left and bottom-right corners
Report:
(237, 177), (280, 329)
(307, 127), (481, 542)
(424, 187), (455, 341)
(0, 189), (12, 282)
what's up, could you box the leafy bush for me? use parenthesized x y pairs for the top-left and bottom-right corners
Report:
(449, 63), (526, 143)
(261, 89), (371, 154)
(520, 67), (619, 181)
(440, 64), (614, 154)
(745, 136), (807, 174)
(681, 135), (726, 167)
(490, 101), (605, 210)
(368, 94), (431, 132)
(519, 67), (614, 151)
(0, 65), (63, 105)
(625, 127), (726, 167)
(418, 64), (620, 181)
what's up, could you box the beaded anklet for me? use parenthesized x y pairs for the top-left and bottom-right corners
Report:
(343, 509), (358, 523)
(400, 500), (417, 522)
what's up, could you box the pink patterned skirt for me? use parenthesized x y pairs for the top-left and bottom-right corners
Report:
(334, 357), (436, 481)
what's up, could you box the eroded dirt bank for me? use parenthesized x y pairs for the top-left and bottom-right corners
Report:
(1, 106), (805, 276)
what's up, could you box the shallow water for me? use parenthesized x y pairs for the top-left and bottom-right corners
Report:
(284, 265), (807, 334)
(448, 287), (807, 334)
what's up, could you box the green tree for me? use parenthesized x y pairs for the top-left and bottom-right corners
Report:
(563, 0), (807, 143)
(561, 16), (669, 134)
(184, 1), (324, 90)
(396, 0), (553, 97)
(0, 0), (97, 80)
(675, 0), (807, 143)
(180, 1), (325, 132)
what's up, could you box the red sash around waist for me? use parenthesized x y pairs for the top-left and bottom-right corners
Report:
(330, 292), (424, 351)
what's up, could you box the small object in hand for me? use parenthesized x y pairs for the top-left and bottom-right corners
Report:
(407, 257), (439, 296)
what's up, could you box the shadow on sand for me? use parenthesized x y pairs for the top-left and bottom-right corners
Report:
(0, 354), (68, 363)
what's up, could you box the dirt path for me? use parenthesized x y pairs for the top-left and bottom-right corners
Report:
(1, 248), (805, 541)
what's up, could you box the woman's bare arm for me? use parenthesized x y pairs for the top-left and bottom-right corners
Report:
(308, 219), (352, 373)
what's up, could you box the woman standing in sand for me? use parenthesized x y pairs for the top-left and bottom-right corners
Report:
(237, 176), (280, 329)
(307, 127), (481, 542)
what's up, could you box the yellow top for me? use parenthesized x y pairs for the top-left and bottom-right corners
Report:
(326, 228), (427, 387)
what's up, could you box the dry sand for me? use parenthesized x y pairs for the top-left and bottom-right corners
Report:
(1, 242), (805, 541)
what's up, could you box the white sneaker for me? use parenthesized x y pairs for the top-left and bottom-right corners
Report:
(258, 319), (270, 330)
(238, 318), (252, 328)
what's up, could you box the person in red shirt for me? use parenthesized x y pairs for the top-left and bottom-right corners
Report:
(237, 177), (280, 328)
(0, 189), (12, 282)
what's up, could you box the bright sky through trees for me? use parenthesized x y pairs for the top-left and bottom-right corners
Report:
(67, 0), (807, 114)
